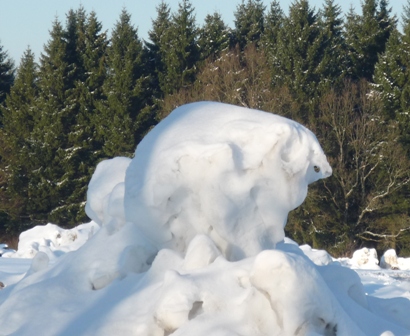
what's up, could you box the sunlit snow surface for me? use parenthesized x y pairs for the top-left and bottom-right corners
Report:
(0, 102), (409, 336)
(125, 102), (332, 260)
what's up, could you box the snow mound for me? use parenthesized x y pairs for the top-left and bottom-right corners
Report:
(299, 244), (334, 266)
(381, 249), (410, 271)
(85, 156), (131, 228)
(381, 249), (400, 270)
(0, 244), (14, 256)
(337, 248), (381, 270)
(0, 102), (409, 336)
(124, 101), (332, 260)
(3, 222), (99, 259)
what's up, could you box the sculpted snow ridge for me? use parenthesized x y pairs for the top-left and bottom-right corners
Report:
(124, 101), (332, 260)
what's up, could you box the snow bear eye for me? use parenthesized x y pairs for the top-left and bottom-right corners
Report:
(314, 165), (320, 173)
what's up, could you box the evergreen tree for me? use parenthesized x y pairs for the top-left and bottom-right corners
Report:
(198, 12), (231, 61)
(373, 28), (403, 119)
(0, 48), (38, 232)
(374, 1), (410, 150)
(316, 0), (348, 91)
(58, 10), (109, 223)
(26, 18), (70, 222)
(0, 42), (15, 108)
(145, 1), (172, 99)
(25, 8), (109, 226)
(234, 0), (265, 50)
(97, 9), (152, 157)
(162, 0), (199, 95)
(261, 0), (284, 51)
(345, 0), (396, 80)
(272, 0), (323, 116)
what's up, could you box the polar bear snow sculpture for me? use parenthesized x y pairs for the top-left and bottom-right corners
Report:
(123, 102), (332, 260)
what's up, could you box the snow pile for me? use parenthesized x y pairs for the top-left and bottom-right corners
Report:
(0, 102), (409, 335)
(299, 244), (334, 266)
(337, 248), (380, 270)
(352, 248), (380, 269)
(381, 249), (410, 271)
(85, 156), (131, 229)
(2, 222), (99, 259)
(123, 102), (331, 260)
(0, 243), (14, 256)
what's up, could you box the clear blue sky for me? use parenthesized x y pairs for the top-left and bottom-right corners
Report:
(0, 0), (407, 65)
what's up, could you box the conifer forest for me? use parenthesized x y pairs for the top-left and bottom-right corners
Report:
(1, 0), (410, 256)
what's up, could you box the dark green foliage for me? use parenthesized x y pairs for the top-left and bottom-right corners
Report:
(0, 42), (15, 107)
(199, 12), (231, 61)
(261, 0), (283, 51)
(373, 28), (403, 119)
(145, 1), (172, 99)
(97, 9), (153, 157)
(164, 0), (200, 94)
(316, 0), (348, 91)
(271, 0), (323, 119)
(345, 0), (396, 81)
(0, 48), (37, 233)
(234, 0), (265, 50)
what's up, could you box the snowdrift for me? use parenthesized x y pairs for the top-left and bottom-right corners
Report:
(0, 102), (409, 336)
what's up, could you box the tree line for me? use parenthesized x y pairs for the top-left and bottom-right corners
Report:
(0, 0), (410, 256)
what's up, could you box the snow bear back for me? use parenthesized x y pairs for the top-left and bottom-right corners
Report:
(124, 102), (331, 260)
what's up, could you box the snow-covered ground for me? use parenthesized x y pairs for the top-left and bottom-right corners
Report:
(0, 102), (409, 335)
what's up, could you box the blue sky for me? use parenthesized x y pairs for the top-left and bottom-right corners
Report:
(0, 0), (407, 64)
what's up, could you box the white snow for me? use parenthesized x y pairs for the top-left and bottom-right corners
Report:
(124, 102), (332, 260)
(0, 101), (409, 336)
(2, 222), (99, 260)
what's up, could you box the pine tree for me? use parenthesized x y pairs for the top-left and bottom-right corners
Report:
(0, 48), (38, 232)
(261, 0), (284, 51)
(234, 0), (265, 50)
(97, 9), (152, 157)
(58, 10), (109, 223)
(316, 0), (348, 91)
(26, 8), (109, 226)
(161, 0), (199, 95)
(373, 28), (403, 119)
(198, 12), (231, 61)
(0, 42), (15, 108)
(345, 0), (396, 80)
(145, 1), (172, 99)
(25, 18), (70, 222)
(272, 0), (323, 113)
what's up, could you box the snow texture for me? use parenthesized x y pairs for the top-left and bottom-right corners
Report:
(124, 102), (332, 260)
(0, 101), (409, 336)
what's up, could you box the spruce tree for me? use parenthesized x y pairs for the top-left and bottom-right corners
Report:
(162, 0), (199, 95)
(97, 9), (151, 157)
(27, 18), (70, 222)
(145, 1), (172, 99)
(198, 12), (231, 61)
(272, 0), (323, 114)
(234, 0), (265, 50)
(0, 42), (15, 108)
(59, 10), (108, 223)
(345, 0), (396, 80)
(27, 8), (108, 226)
(261, 0), (284, 51)
(373, 28), (403, 119)
(0, 48), (38, 232)
(317, 0), (348, 91)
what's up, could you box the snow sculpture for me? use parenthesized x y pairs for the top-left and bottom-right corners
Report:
(124, 102), (331, 260)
